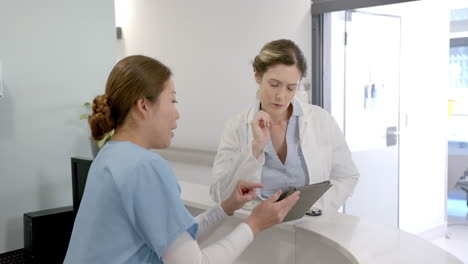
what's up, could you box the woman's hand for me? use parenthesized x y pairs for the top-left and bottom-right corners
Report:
(221, 180), (264, 216)
(244, 190), (300, 236)
(251, 110), (271, 158)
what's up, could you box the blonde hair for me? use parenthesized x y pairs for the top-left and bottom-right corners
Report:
(252, 39), (307, 78)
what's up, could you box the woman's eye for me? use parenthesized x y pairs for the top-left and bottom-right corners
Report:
(287, 85), (297, 91)
(172, 100), (178, 104)
(270, 83), (279, 87)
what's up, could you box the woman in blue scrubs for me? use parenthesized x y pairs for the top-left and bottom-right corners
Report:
(64, 55), (299, 264)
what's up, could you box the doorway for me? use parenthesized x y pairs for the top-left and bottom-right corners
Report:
(320, 0), (449, 234)
(317, 0), (467, 261)
(342, 11), (401, 228)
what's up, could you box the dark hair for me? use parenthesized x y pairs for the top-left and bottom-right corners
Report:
(89, 55), (172, 140)
(252, 39), (307, 78)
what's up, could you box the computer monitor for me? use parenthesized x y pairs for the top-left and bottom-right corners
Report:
(71, 157), (93, 218)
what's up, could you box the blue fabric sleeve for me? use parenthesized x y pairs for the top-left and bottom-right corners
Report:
(116, 158), (198, 258)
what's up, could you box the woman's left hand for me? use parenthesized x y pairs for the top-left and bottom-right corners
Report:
(221, 180), (263, 216)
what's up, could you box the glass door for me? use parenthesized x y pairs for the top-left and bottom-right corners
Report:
(343, 11), (401, 227)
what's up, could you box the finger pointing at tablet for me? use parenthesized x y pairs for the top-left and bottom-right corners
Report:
(245, 190), (300, 236)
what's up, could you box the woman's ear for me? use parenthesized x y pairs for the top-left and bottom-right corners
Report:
(134, 98), (150, 119)
(255, 72), (261, 85)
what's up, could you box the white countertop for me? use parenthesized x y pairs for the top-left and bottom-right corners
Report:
(180, 181), (463, 264)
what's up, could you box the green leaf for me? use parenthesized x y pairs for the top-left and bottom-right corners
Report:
(97, 137), (106, 148)
(97, 130), (114, 149)
(84, 102), (91, 107)
(80, 114), (89, 120)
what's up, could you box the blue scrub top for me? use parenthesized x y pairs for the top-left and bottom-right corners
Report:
(64, 141), (198, 264)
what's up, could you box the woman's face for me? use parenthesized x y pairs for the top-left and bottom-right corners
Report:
(256, 64), (301, 116)
(149, 79), (180, 149)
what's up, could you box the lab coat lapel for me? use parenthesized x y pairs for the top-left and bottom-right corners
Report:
(246, 106), (256, 146)
(298, 115), (308, 146)
(299, 114), (315, 183)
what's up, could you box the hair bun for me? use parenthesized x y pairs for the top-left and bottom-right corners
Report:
(92, 95), (111, 115)
(89, 94), (115, 140)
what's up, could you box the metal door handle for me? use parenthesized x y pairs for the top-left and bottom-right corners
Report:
(387, 130), (400, 136)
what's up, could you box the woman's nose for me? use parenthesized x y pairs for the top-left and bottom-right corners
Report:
(275, 89), (285, 99)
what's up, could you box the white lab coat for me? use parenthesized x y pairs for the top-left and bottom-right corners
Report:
(210, 101), (359, 211)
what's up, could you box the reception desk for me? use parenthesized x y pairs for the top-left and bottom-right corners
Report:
(180, 181), (462, 264)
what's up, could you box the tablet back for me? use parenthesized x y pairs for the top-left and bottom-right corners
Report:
(281, 180), (332, 222)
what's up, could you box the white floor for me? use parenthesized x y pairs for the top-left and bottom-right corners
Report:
(432, 187), (468, 263)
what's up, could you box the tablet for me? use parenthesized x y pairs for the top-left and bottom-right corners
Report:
(277, 180), (332, 222)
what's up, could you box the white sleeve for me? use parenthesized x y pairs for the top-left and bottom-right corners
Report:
(194, 204), (228, 243)
(162, 223), (254, 264)
(210, 119), (265, 202)
(327, 114), (360, 210)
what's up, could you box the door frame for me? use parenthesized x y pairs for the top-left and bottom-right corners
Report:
(344, 10), (402, 226)
(313, 8), (402, 225)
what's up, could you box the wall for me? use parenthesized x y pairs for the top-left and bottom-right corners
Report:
(0, 0), (116, 253)
(397, 0), (449, 235)
(115, 0), (312, 151)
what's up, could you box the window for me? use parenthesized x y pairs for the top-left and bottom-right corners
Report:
(448, 8), (468, 143)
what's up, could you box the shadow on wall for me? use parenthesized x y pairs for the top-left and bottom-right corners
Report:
(116, 35), (126, 61)
(0, 155), (73, 252)
(1, 186), (34, 252)
(67, 100), (97, 159)
(2, 170), (61, 252)
(37, 169), (70, 211)
(5, 217), (22, 252)
(70, 117), (94, 159)
(0, 84), (15, 142)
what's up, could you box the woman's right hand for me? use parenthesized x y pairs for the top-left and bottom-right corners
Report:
(250, 110), (272, 158)
(244, 190), (300, 236)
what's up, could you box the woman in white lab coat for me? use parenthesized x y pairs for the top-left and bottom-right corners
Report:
(210, 39), (359, 211)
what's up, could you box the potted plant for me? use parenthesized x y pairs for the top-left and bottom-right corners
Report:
(80, 102), (114, 157)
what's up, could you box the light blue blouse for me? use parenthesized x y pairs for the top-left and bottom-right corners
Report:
(64, 141), (198, 264)
(260, 99), (309, 198)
